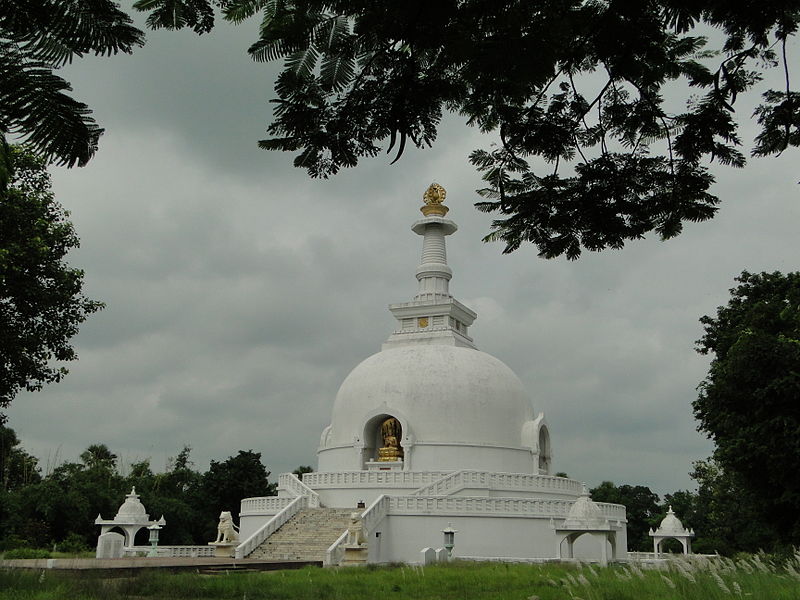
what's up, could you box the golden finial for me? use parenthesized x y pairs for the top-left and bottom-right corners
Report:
(421, 183), (449, 216)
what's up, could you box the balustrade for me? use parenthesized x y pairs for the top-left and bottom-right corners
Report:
(302, 471), (449, 488)
(385, 495), (626, 521)
(239, 496), (293, 515)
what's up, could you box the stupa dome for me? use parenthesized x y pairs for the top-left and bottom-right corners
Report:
(326, 344), (533, 449)
(655, 506), (689, 535)
(316, 185), (550, 474)
(562, 485), (608, 529)
(114, 488), (149, 522)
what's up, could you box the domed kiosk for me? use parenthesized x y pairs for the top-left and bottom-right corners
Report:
(237, 185), (627, 564)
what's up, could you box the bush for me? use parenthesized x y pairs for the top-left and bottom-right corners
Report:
(3, 548), (51, 559)
(57, 532), (90, 554)
(0, 534), (30, 551)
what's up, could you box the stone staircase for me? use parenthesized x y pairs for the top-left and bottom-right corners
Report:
(247, 508), (355, 561)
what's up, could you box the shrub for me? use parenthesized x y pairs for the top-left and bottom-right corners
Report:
(57, 532), (90, 554)
(3, 548), (51, 559)
(0, 535), (30, 551)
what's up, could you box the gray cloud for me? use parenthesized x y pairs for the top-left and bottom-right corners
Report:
(6, 18), (799, 498)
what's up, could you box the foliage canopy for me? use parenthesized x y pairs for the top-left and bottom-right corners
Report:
(0, 0), (144, 174)
(0, 146), (104, 412)
(694, 270), (800, 543)
(135, 0), (799, 258)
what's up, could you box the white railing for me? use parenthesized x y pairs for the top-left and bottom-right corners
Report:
(597, 502), (627, 521)
(324, 529), (349, 567)
(124, 545), (216, 558)
(492, 473), (584, 494)
(361, 494), (390, 535)
(303, 471), (450, 489)
(411, 470), (466, 495)
(235, 495), (308, 559)
(240, 496), (294, 515)
(628, 551), (662, 560)
(386, 495), (626, 521)
(278, 473), (320, 507)
(628, 551), (717, 561)
(411, 471), (584, 497)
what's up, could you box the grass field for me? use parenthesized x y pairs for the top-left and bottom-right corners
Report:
(1, 554), (799, 600)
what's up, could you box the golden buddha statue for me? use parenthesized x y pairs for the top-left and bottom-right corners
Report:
(377, 417), (404, 461)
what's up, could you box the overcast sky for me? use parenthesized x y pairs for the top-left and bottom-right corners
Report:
(6, 11), (799, 497)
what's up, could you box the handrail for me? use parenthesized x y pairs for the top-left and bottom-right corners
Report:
(278, 472), (320, 507)
(324, 529), (349, 567)
(235, 495), (307, 559)
(410, 470), (465, 496)
(361, 494), (389, 536)
(325, 496), (389, 567)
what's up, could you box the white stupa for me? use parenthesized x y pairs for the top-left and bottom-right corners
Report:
(237, 184), (628, 564)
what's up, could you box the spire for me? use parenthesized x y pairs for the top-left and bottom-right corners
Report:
(412, 183), (456, 302)
(383, 184), (477, 350)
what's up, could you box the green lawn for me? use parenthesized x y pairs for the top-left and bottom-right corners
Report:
(2, 555), (799, 600)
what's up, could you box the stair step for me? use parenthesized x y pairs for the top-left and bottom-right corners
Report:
(248, 508), (357, 561)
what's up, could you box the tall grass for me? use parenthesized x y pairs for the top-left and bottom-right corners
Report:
(1, 553), (799, 600)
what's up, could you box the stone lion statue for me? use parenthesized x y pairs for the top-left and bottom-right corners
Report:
(214, 511), (239, 544)
(346, 512), (365, 547)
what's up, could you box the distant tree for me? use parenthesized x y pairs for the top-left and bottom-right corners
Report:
(126, 449), (204, 545)
(590, 481), (660, 551)
(694, 271), (800, 544)
(0, 2), (144, 175)
(292, 465), (314, 479)
(198, 450), (276, 540)
(682, 457), (779, 554)
(0, 145), (104, 416)
(0, 424), (40, 491)
(11, 442), (127, 547)
(80, 444), (118, 471)
(135, 1), (799, 258)
(0, 424), (42, 548)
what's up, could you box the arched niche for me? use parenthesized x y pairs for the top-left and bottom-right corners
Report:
(556, 530), (617, 566)
(538, 425), (551, 474)
(655, 535), (691, 555)
(522, 412), (552, 475)
(360, 411), (410, 469)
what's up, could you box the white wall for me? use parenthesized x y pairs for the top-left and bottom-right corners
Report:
(370, 514), (626, 563)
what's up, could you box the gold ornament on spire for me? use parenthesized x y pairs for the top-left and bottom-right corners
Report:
(421, 183), (449, 216)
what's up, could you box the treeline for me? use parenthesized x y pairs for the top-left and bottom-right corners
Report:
(0, 422), (785, 556)
(0, 424), (279, 551)
(590, 459), (782, 555)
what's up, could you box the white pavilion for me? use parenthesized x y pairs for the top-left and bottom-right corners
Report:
(237, 184), (628, 564)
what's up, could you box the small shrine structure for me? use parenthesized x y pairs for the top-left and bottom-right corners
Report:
(553, 485), (621, 566)
(95, 487), (165, 549)
(649, 506), (694, 555)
